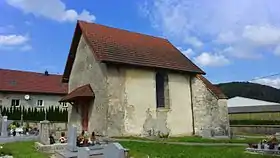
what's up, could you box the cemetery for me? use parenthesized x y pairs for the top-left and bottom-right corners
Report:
(0, 113), (279, 158)
(0, 106), (278, 157)
(246, 134), (280, 156)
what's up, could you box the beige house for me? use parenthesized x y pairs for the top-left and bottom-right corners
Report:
(60, 20), (229, 137)
(0, 69), (68, 109)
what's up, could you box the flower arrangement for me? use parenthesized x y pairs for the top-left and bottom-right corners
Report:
(8, 124), (16, 131)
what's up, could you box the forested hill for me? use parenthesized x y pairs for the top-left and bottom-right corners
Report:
(216, 82), (280, 103)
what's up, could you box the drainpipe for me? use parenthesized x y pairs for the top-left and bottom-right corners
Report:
(189, 75), (195, 135)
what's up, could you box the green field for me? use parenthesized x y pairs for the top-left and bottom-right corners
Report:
(230, 112), (280, 121)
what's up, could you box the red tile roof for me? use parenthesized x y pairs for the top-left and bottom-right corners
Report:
(197, 75), (227, 99)
(59, 84), (94, 102)
(62, 21), (205, 82)
(0, 69), (68, 94)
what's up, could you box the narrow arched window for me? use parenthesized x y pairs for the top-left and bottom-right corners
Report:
(155, 71), (169, 108)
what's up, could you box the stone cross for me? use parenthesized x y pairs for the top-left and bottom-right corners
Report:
(67, 124), (78, 152)
(1, 116), (8, 137)
(39, 120), (50, 145)
(103, 143), (127, 158)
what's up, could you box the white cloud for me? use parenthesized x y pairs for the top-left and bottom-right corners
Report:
(6, 0), (96, 22)
(0, 34), (28, 46)
(184, 36), (203, 48)
(141, 0), (280, 59)
(0, 34), (32, 52)
(242, 25), (280, 46)
(194, 52), (230, 67)
(215, 31), (238, 44)
(252, 78), (280, 89)
(177, 47), (195, 57)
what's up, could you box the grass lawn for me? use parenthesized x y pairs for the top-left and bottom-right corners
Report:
(114, 136), (265, 144)
(0, 141), (276, 158)
(121, 141), (276, 158)
(0, 141), (49, 158)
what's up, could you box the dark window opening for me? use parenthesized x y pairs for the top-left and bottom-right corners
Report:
(156, 71), (169, 108)
(37, 100), (44, 106)
(11, 99), (20, 107)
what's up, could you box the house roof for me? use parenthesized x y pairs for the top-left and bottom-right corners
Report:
(0, 69), (68, 95)
(197, 75), (227, 99)
(59, 84), (94, 102)
(228, 105), (280, 114)
(62, 20), (205, 82)
(228, 96), (280, 107)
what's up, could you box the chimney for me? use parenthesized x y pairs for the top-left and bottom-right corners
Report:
(44, 70), (49, 76)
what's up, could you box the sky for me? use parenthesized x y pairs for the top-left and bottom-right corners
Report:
(0, 0), (279, 89)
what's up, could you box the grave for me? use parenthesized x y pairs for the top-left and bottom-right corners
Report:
(245, 136), (280, 156)
(35, 120), (67, 154)
(55, 124), (129, 158)
(1, 116), (8, 137)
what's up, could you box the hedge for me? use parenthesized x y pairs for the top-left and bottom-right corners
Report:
(0, 106), (68, 122)
(230, 119), (280, 125)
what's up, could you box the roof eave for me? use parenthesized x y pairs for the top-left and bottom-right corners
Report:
(61, 22), (82, 83)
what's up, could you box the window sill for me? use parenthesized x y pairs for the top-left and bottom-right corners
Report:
(156, 108), (170, 112)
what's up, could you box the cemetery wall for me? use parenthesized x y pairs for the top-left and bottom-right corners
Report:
(22, 121), (67, 131)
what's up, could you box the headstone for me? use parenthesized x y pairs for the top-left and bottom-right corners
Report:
(264, 144), (269, 150)
(67, 125), (78, 152)
(39, 120), (50, 145)
(258, 144), (261, 149)
(1, 116), (8, 137)
(103, 143), (126, 158)
(78, 147), (90, 158)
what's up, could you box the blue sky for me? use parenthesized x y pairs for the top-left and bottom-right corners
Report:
(0, 0), (279, 88)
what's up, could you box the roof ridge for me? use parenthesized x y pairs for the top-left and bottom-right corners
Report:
(0, 68), (62, 76)
(78, 20), (169, 42)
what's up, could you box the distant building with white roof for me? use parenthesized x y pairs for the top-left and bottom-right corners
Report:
(228, 96), (280, 113)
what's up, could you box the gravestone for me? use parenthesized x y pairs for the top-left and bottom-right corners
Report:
(103, 143), (127, 158)
(67, 125), (78, 152)
(39, 120), (50, 145)
(1, 116), (8, 137)
(77, 147), (90, 158)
